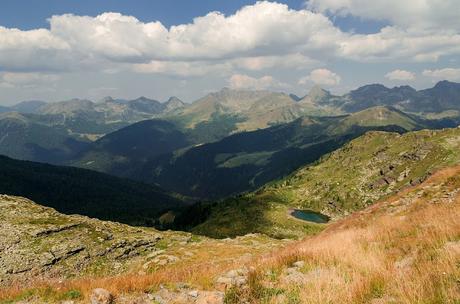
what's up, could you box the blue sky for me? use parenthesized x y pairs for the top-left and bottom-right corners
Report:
(0, 0), (459, 104)
(1, 0), (304, 29)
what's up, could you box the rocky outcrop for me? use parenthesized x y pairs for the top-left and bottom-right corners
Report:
(0, 195), (163, 284)
(215, 268), (249, 291)
(90, 288), (114, 304)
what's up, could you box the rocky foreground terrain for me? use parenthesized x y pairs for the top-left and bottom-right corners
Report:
(0, 195), (287, 303)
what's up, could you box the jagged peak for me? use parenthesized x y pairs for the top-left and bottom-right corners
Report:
(307, 85), (331, 99)
(100, 96), (114, 102)
(166, 96), (184, 104)
(433, 80), (460, 89)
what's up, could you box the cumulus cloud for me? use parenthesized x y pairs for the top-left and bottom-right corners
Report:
(422, 68), (460, 81)
(133, 53), (315, 76)
(228, 74), (288, 90)
(0, 0), (458, 92)
(385, 69), (415, 81)
(298, 68), (341, 86)
(0, 26), (73, 72)
(338, 27), (460, 62)
(44, 3), (340, 63)
(307, 0), (460, 31)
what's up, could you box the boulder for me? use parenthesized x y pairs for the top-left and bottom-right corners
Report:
(90, 288), (113, 304)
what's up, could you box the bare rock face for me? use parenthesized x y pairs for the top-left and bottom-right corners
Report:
(90, 288), (114, 304)
(0, 195), (164, 285)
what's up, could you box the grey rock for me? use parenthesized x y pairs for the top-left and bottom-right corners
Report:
(293, 261), (305, 268)
(90, 288), (113, 304)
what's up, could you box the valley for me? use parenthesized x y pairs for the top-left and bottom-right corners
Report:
(1, 150), (459, 303)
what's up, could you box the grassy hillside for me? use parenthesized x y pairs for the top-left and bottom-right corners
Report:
(193, 126), (460, 238)
(327, 106), (419, 134)
(0, 155), (186, 225)
(225, 164), (460, 303)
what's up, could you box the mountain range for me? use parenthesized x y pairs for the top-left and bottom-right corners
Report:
(71, 104), (460, 199)
(1, 81), (460, 199)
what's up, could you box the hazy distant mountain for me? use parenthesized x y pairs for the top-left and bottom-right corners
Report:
(9, 100), (47, 113)
(340, 81), (460, 113)
(164, 96), (186, 113)
(0, 105), (9, 113)
(413, 80), (460, 112)
(298, 85), (346, 114)
(341, 84), (417, 112)
(0, 96), (187, 163)
(72, 119), (191, 177)
(0, 112), (89, 163)
(39, 98), (95, 115)
(127, 96), (164, 114)
(170, 87), (340, 141)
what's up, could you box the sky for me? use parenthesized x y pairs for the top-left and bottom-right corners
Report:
(0, 0), (459, 105)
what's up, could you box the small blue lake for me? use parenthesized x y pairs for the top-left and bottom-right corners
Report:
(291, 209), (329, 223)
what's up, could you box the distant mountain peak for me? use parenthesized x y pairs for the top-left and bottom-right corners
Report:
(299, 85), (333, 105)
(133, 96), (151, 101)
(308, 85), (330, 100)
(166, 96), (184, 103)
(10, 100), (47, 114)
(351, 83), (389, 94)
(164, 96), (185, 112)
(100, 96), (114, 103)
(434, 80), (460, 89)
(395, 85), (416, 91)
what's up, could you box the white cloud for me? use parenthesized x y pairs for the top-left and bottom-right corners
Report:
(45, 3), (340, 63)
(307, 0), (460, 31)
(385, 69), (415, 81)
(0, 1), (459, 76)
(299, 68), (341, 86)
(133, 53), (316, 77)
(422, 68), (460, 81)
(0, 72), (60, 88)
(0, 26), (72, 72)
(307, 0), (460, 63)
(133, 60), (232, 77)
(234, 53), (316, 71)
(228, 74), (288, 90)
(338, 27), (460, 62)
